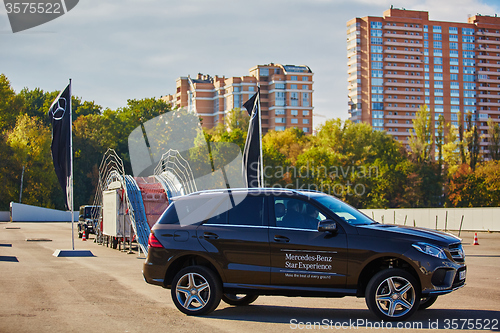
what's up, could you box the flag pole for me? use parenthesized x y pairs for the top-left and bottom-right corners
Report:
(257, 86), (264, 188)
(69, 78), (74, 251)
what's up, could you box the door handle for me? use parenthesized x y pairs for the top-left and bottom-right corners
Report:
(274, 235), (290, 243)
(203, 232), (219, 240)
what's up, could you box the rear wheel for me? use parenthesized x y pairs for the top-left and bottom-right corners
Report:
(171, 266), (221, 316)
(418, 295), (438, 310)
(221, 294), (258, 306)
(366, 269), (420, 321)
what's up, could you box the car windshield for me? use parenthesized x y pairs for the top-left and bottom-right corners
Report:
(308, 193), (375, 226)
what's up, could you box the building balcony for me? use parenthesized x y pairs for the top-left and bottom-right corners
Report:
(384, 57), (423, 63)
(478, 85), (500, 91)
(347, 57), (360, 66)
(476, 31), (500, 38)
(384, 49), (422, 56)
(384, 66), (423, 72)
(384, 41), (423, 48)
(478, 101), (500, 106)
(478, 70), (500, 76)
(347, 66), (361, 74)
(385, 113), (417, 119)
(477, 47), (500, 53)
(479, 93), (500, 98)
(383, 25), (422, 32)
(386, 98), (424, 103)
(478, 54), (500, 60)
(478, 78), (500, 83)
(385, 90), (424, 95)
(383, 33), (423, 39)
(385, 106), (422, 111)
(477, 39), (500, 45)
(384, 82), (424, 88)
(384, 74), (424, 80)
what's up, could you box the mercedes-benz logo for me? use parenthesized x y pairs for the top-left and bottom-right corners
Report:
(51, 97), (67, 121)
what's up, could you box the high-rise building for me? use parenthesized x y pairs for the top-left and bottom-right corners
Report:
(162, 63), (314, 134)
(347, 8), (500, 157)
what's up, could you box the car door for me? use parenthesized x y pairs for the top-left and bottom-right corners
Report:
(269, 196), (348, 288)
(197, 193), (270, 286)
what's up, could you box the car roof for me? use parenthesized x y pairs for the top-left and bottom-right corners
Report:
(171, 188), (327, 201)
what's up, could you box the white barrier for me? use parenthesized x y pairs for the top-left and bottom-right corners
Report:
(361, 207), (500, 232)
(10, 202), (78, 222)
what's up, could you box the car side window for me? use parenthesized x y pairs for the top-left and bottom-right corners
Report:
(227, 195), (266, 226)
(274, 197), (325, 230)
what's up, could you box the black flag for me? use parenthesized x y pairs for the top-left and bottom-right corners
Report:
(242, 89), (262, 188)
(48, 84), (72, 210)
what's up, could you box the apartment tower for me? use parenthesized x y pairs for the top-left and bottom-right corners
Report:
(163, 63), (314, 134)
(347, 8), (500, 157)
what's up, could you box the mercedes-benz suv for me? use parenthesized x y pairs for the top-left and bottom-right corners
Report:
(143, 188), (466, 321)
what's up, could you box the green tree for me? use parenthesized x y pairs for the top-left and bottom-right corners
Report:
(6, 114), (59, 208)
(0, 74), (23, 133)
(409, 105), (433, 163)
(487, 118), (500, 160)
(464, 112), (480, 171)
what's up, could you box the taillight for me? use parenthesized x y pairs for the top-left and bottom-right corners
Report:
(148, 232), (163, 248)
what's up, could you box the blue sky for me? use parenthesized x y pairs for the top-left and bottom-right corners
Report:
(1, 0), (500, 128)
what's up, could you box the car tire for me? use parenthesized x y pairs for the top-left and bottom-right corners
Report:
(418, 295), (438, 310)
(221, 294), (258, 306)
(171, 266), (222, 316)
(365, 268), (420, 321)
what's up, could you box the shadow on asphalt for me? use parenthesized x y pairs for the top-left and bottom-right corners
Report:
(209, 304), (500, 330)
(0, 256), (18, 262)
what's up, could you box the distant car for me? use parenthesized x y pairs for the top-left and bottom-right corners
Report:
(142, 188), (466, 321)
(78, 205), (100, 238)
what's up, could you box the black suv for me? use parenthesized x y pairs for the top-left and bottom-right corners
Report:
(143, 189), (466, 321)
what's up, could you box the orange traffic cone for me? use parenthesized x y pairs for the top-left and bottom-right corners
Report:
(473, 232), (479, 245)
(82, 230), (87, 241)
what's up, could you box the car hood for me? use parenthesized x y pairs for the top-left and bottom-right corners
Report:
(356, 223), (461, 245)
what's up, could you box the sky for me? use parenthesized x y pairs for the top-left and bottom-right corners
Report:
(1, 0), (500, 129)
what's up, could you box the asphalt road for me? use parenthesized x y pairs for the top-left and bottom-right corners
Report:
(0, 222), (499, 332)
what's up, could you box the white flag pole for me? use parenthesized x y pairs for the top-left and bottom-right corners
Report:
(257, 87), (264, 188)
(69, 78), (74, 251)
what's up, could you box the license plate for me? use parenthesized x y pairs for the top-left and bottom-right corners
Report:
(459, 270), (466, 280)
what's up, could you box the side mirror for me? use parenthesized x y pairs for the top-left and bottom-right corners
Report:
(318, 219), (337, 233)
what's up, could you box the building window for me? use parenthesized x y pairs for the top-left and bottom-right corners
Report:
(291, 119), (298, 124)
(275, 118), (286, 123)
(290, 76), (298, 81)
(291, 110), (298, 116)
(275, 109), (285, 115)
(302, 110), (309, 116)
(303, 119), (309, 124)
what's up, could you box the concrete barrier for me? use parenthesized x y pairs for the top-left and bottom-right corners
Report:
(361, 207), (500, 232)
(0, 211), (10, 222)
(10, 202), (78, 222)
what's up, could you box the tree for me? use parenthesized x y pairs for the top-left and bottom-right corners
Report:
(408, 105), (433, 163)
(6, 114), (59, 208)
(0, 74), (23, 133)
(487, 118), (500, 160)
(448, 164), (488, 207)
(225, 108), (249, 132)
(464, 112), (480, 171)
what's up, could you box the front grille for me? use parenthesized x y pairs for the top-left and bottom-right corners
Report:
(449, 243), (465, 263)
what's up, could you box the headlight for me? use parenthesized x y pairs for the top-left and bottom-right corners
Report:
(412, 242), (447, 259)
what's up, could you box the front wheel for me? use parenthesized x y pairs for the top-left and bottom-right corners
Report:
(171, 266), (221, 316)
(221, 294), (258, 306)
(418, 295), (438, 310)
(365, 269), (420, 321)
